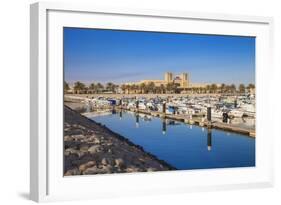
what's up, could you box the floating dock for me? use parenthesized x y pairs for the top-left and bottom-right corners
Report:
(116, 106), (255, 138)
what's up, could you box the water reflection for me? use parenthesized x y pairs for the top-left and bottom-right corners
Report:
(85, 101), (91, 113)
(119, 110), (123, 119)
(162, 119), (167, 135)
(135, 113), (140, 128)
(112, 108), (117, 114)
(207, 128), (212, 151)
(91, 111), (255, 170)
(144, 115), (152, 122)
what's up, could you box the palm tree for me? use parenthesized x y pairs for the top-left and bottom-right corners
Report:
(247, 83), (255, 90)
(106, 82), (112, 91)
(224, 85), (230, 93)
(201, 87), (207, 94)
(198, 87), (204, 94)
(246, 83), (255, 94)
(85, 86), (90, 94)
(106, 82), (115, 93)
(64, 81), (70, 93)
(135, 85), (140, 94)
(206, 85), (211, 93)
(130, 84), (137, 94)
(160, 84), (165, 94)
(172, 83), (179, 93)
(147, 82), (155, 93)
(96, 83), (104, 93)
(166, 83), (173, 93)
(210, 84), (218, 93)
(123, 84), (131, 94)
(230, 84), (236, 93)
(220, 83), (225, 93)
(248, 83), (255, 89)
(140, 83), (146, 94)
(89, 83), (96, 94)
(238, 84), (245, 94)
(74, 81), (86, 94)
(121, 84), (127, 94)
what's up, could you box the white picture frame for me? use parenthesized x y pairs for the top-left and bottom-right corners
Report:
(30, 2), (274, 202)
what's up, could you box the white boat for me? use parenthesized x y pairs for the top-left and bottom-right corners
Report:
(138, 102), (147, 110)
(229, 109), (244, 118)
(211, 109), (223, 118)
(127, 102), (135, 109)
(240, 103), (255, 117)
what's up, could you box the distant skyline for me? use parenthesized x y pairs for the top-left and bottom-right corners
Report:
(64, 28), (255, 85)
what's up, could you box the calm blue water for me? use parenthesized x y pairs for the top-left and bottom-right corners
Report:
(91, 111), (255, 170)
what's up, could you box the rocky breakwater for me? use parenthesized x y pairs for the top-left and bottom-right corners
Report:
(64, 105), (175, 176)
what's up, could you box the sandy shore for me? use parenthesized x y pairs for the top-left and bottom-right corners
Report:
(64, 105), (174, 176)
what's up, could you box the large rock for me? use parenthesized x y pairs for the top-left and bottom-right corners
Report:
(65, 148), (78, 154)
(79, 144), (89, 152)
(101, 158), (108, 165)
(88, 145), (101, 154)
(64, 135), (73, 141)
(79, 161), (96, 172)
(83, 166), (111, 175)
(64, 168), (81, 176)
(72, 134), (85, 141)
(126, 167), (141, 172)
(94, 138), (101, 144)
(147, 168), (157, 172)
(115, 158), (126, 169)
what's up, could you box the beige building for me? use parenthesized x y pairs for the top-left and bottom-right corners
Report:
(126, 72), (190, 89)
(122, 72), (222, 94)
(164, 72), (173, 83)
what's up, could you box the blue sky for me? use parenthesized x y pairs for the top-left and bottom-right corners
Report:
(64, 27), (255, 85)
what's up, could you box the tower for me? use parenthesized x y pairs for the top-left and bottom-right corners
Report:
(164, 72), (173, 83)
(180, 73), (189, 88)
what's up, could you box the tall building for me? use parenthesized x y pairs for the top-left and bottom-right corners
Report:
(180, 73), (189, 88)
(164, 72), (173, 83)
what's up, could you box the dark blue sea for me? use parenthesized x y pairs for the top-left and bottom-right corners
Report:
(90, 111), (255, 170)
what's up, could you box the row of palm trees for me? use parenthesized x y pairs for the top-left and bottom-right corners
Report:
(64, 81), (119, 94)
(121, 82), (178, 94)
(121, 82), (255, 94)
(64, 81), (255, 94)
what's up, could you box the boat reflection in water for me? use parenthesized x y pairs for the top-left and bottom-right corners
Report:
(207, 128), (212, 151)
(119, 109), (122, 119)
(91, 110), (255, 170)
(135, 113), (140, 128)
(162, 119), (167, 135)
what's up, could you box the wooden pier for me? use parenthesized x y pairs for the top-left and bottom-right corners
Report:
(116, 106), (255, 138)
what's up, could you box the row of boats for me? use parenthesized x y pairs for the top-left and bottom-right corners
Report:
(82, 94), (255, 120)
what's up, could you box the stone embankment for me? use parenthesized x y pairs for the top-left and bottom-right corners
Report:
(64, 105), (174, 176)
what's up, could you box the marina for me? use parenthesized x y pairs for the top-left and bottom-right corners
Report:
(64, 93), (256, 171)
(66, 93), (256, 137)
